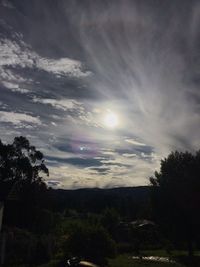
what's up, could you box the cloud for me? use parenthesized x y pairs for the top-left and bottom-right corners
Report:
(46, 180), (63, 188)
(88, 167), (110, 175)
(45, 151), (159, 189)
(122, 153), (137, 158)
(37, 57), (91, 77)
(1, 0), (14, 9)
(42, 138), (160, 189)
(46, 155), (103, 168)
(32, 98), (83, 111)
(0, 111), (41, 127)
(1, 1), (200, 189)
(68, 0), (200, 156)
(0, 38), (33, 67)
(0, 36), (90, 80)
(32, 97), (98, 127)
(1, 81), (29, 93)
(125, 139), (147, 147)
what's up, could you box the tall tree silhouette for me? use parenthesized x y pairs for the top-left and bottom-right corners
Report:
(0, 136), (49, 227)
(150, 151), (200, 257)
(0, 136), (48, 183)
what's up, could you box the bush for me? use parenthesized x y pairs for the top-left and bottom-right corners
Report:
(64, 223), (117, 265)
(5, 227), (36, 265)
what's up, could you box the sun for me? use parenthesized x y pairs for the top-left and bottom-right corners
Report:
(103, 112), (119, 128)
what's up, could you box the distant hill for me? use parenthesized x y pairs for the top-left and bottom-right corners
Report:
(46, 186), (152, 219)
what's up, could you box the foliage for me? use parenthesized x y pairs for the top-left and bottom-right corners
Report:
(0, 136), (49, 228)
(4, 227), (36, 265)
(37, 259), (60, 267)
(64, 222), (117, 265)
(46, 187), (150, 219)
(150, 150), (200, 257)
(101, 208), (120, 240)
(4, 227), (57, 265)
(0, 136), (48, 200)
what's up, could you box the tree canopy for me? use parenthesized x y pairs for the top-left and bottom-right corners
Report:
(150, 150), (200, 257)
(0, 136), (49, 200)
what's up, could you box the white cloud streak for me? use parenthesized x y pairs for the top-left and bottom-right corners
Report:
(72, 0), (200, 156)
(0, 37), (90, 80)
(33, 98), (83, 111)
(1, 81), (29, 93)
(0, 111), (41, 126)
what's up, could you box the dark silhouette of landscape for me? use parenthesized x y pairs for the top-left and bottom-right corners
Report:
(0, 137), (200, 267)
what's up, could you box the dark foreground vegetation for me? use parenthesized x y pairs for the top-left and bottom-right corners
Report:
(0, 137), (200, 267)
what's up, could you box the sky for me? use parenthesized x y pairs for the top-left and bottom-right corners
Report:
(0, 0), (200, 189)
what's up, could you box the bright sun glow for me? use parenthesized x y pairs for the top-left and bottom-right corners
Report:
(104, 112), (119, 128)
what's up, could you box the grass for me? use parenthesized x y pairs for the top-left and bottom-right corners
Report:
(37, 260), (60, 267)
(9, 251), (200, 267)
(108, 253), (185, 267)
(109, 250), (200, 267)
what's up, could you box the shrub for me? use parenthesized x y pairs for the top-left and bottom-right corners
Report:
(64, 223), (117, 265)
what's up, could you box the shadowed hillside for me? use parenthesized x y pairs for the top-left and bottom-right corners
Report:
(46, 186), (151, 219)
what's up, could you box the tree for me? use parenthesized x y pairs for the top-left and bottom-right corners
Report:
(0, 136), (48, 197)
(101, 208), (120, 240)
(0, 136), (49, 227)
(150, 151), (200, 257)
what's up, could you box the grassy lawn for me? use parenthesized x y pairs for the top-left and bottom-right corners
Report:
(10, 251), (200, 267)
(108, 253), (185, 267)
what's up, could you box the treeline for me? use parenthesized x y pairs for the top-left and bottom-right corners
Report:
(3, 187), (154, 265)
(45, 187), (151, 219)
